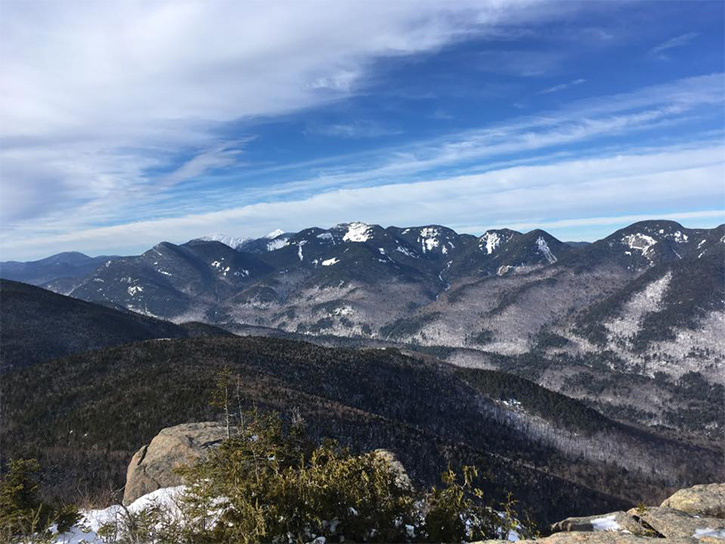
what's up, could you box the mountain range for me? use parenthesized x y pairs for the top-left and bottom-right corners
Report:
(2, 220), (723, 442)
(1, 220), (723, 522)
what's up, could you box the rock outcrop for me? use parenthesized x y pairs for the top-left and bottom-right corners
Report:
(627, 506), (725, 540)
(662, 484), (725, 519)
(475, 482), (725, 544)
(373, 449), (411, 489)
(123, 422), (226, 505)
(550, 512), (654, 537)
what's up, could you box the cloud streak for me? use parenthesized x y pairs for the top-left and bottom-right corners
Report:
(2, 143), (722, 259)
(539, 78), (586, 94)
(648, 32), (700, 59)
(0, 0), (550, 230)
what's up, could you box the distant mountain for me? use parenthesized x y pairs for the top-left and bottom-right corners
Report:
(0, 251), (118, 285)
(565, 220), (723, 271)
(46, 239), (273, 320)
(3, 335), (721, 522)
(0, 279), (231, 369)
(22, 220), (724, 439)
(194, 233), (250, 249)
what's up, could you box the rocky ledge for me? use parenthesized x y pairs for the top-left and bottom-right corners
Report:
(477, 483), (725, 543)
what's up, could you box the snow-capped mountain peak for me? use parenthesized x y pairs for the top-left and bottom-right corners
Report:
(341, 222), (373, 243)
(265, 229), (286, 239)
(195, 234), (249, 250)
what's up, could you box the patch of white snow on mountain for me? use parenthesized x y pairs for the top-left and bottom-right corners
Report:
(343, 222), (372, 242)
(127, 285), (144, 296)
(196, 234), (249, 249)
(396, 245), (417, 258)
(622, 233), (657, 256)
(298, 241), (307, 261)
(265, 229), (285, 239)
(480, 232), (502, 254)
(536, 236), (557, 264)
(419, 227), (440, 252)
(266, 237), (289, 251)
(321, 257), (339, 266)
(606, 271), (672, 341)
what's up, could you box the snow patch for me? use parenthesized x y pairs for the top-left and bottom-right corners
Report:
(419, 227), (440, 253)
(622, 233), (657, 256)
(266, 237), (289, 251)
(591, 515), (621, 532)
(606, 272), (672, 341)
(127, 285), (143, 297)
(196, 234), (249, 249)
(321, 257), (339, 266)
(396, 245), (416, 258)
(47, 487), (186, 543)
(536, 236), (557, 264)
(298, 241), (307, 261)
(265, 229), (285, 239)
(694, 528), (725, 539)
(480, 232), (502, 254)
(342, 222), (372, 242)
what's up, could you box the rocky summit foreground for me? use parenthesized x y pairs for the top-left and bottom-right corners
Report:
(476, 483), (725, 544)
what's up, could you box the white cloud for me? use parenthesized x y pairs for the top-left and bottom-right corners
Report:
(0, 0), (550, 229)
(0, 1), (722, 260)
(305, 121), (402, 139)
(648, 32), (700, 59)
(539, 78), (586, 94)
(2, 143), (722, 259)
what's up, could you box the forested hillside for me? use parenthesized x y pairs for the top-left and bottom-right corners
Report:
(0, 280), (230, 369)
(2, 336), (722, 525)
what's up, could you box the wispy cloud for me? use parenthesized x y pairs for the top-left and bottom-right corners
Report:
(305, 121), (401, 139)
(0, 1), (722, 260)
(0, 0), (557, 232)
(539, 78), (586, 94)
(2, 142), (722, 259)
(648, 32), (700, 59)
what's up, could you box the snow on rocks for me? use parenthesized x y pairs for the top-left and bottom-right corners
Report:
(127, 285), (143, 297)
(536, 236), (558, 264)
(298, 241), (307, 261)
(396, 245), (417, 258)
(419, 227), (440, 253)
(605, 272), (671, 342)
(342, 222), (372, 243)
(267, 237), (290, 251)
(480, 232), (503, 254)
(321, 257), (340, 266)
(622, 233), (657, 257)
(590, 515), (621, 532)
(196, 234), (249, 249)
(265, 229), (285, 239)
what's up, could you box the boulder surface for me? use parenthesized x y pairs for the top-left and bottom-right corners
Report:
(123, 422), (226, 505)
(662, 484), (725, 519)
(489, 482), (725, 544)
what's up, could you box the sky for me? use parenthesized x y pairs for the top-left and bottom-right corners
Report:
(0, 0), (724, 260)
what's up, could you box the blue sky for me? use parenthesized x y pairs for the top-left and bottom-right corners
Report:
(0, 0), (723, 260)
